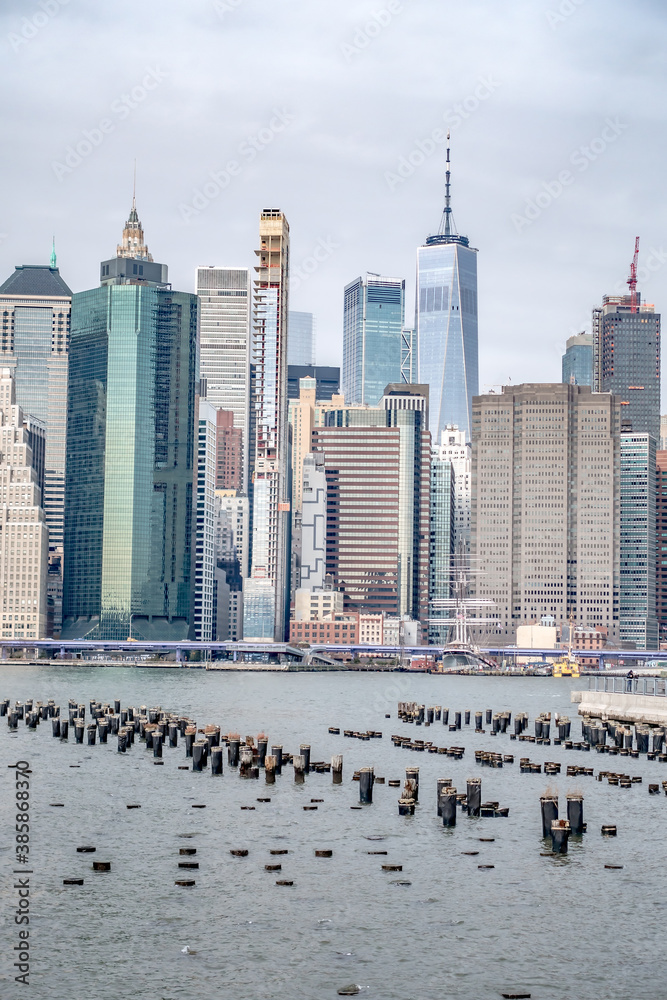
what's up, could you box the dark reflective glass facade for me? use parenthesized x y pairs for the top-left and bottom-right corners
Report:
(63, 284), (197, 640)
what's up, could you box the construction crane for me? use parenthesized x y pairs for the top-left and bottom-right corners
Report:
(627, 236), (640, 314)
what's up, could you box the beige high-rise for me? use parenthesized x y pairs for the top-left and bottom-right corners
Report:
(470, 383), (620, 645)
(288, 376), (345, 515)
(0, 368), (49, 639)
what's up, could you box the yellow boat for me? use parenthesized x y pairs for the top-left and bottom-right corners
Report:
(552, 656), (580, 679)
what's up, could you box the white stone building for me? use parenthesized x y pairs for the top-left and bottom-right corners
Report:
(0, 368), (49, 639)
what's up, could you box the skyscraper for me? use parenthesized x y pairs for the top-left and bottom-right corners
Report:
(194, 400), (217, 641)
(288, 311), (315, 366)
(656, 450), (667, 641)
(312, 384), (430, 625)
(300, 451), (326, 590)
(470, 383), (620, 644)
(195, 266), (251, 491)
(562, 332), (593, 386)
(243, 209), (291, 641)
(287, 365), (340, 401)
(0, 368), (49, 640)
(594, 293), (660, 441)
(63, 200), (198, 640)
(619, 433), (658, 649)
(429, 451), (454, 644)
(436, 425), (471, 555)
(416, 140), (478, 441)
(215, 409), (243, 492)
(342, 274), (405, 406)
(214, 490), (249, 641)
(0, 252), (71, 628)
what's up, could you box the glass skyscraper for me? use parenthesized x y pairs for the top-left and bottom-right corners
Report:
(63, 202), (198, 640)
(0, 256), (71, 631)
(416, 143), (478, 442)
(562, 332), (593, 386)
(342, 275), (405, 406)
(620, 433), (658, 650)
(595, 293), (660, 441)
(288, 311), (315, 366)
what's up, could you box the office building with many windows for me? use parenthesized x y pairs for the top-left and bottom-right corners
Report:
(342, 274), (405, 406)
(429, 451), (454, 644)
(195, 266), (251, 491)
(312, 384), (430, 626)
(470, 383), (621, 645)
(63, 202), (198, 641)
(215, 409), (243, 492)
(656, 450), (667, 641)
(619, 433), (658, 649)
(594, 293), (660, 441)
(0, 253), (71, 630)
(287, 364), (340, 401)
(0, 368), (49, 639)
(194, 400), (217, 641)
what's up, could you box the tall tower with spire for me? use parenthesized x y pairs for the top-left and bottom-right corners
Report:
(63, 200), (197, 641)
(100, 187), (167, 287)
(415, 136), (478, 441)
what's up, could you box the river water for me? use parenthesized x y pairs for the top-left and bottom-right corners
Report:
(1, 665), (665, 1000)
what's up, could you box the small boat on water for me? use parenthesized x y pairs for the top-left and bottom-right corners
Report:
(552, 655), (580, 679)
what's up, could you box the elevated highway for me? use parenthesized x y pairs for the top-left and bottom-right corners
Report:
(0, 639), (664, 670)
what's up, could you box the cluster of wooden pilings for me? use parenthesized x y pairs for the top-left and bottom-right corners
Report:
(2, 696), (348, 789)
(539, 793), (586, 853)
(434, 774), (509, 826)
(474, 750), (514, 767)
(581, 716), (667, 758)
(390, 734), (465, 757)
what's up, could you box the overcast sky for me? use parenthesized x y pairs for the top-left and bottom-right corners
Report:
(2, 0), (666, 396)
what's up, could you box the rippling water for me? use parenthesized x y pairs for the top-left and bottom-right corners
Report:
(1, 664), (665, 1000)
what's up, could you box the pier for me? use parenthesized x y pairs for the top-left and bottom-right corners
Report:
(572, 675), (667, 726)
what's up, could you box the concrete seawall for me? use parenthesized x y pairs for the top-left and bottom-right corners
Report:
(571, 689), (667, 725)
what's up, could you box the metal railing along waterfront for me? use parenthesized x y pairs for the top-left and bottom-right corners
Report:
(587, 674), (667, 697)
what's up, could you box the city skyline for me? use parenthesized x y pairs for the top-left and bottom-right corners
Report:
(2, 1), (667, 401)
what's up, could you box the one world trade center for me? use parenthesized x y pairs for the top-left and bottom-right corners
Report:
(416, 138), (478, 441)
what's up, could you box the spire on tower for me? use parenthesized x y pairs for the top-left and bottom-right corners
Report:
(438, 132), (458, 238)
(117, 170), (153, 262)
(426, 133), (470, 248)
(50, 236), (57, 269)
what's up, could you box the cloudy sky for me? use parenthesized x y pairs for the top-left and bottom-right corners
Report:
(2, 0), (666, 394)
